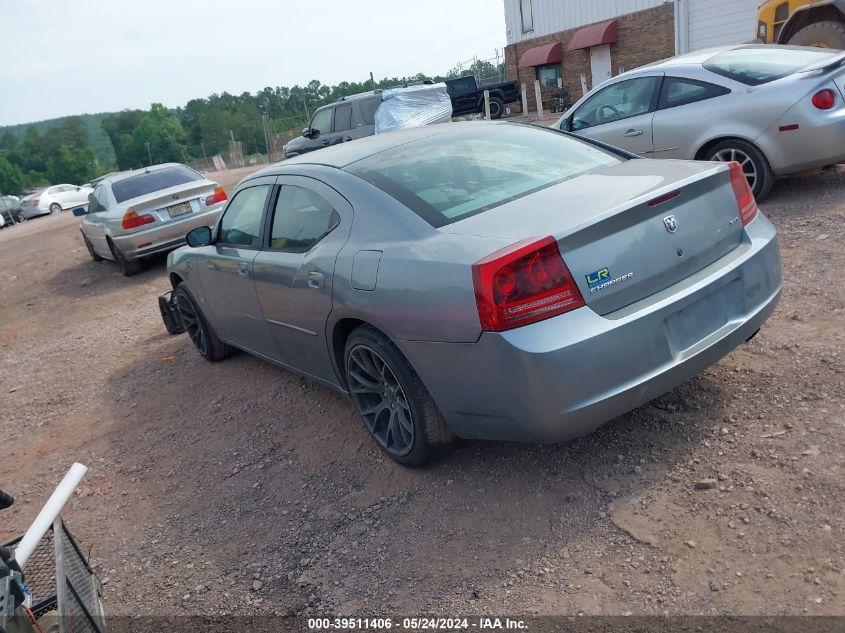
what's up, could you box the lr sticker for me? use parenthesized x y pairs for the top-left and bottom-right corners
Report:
(585, 268), (610, 289)
(586, 268), (634, 293)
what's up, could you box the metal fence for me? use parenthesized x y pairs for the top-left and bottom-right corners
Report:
(4, 519), (105, 633)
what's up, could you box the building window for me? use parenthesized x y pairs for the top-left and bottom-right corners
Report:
(520, 0), (533, 33)
(536, 64), (561, 88)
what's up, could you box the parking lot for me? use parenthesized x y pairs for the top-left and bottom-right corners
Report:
(0, 164), (842, 618)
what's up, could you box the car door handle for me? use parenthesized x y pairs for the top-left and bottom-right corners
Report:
(237, 262), (250, 277)
(624, 129), (643, 137)
(343, 136), (353, 142)
(307, 272), (325, 289)
(321, 140), (330, 146)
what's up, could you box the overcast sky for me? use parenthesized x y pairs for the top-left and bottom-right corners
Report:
(0, 0), (506, 127)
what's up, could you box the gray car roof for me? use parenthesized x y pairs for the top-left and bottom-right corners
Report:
(245, 122), (503, 179)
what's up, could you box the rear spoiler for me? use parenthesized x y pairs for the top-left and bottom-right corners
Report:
(800, 51), (845, 75)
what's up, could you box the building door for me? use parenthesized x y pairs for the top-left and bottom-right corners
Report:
(589, 44), (612, 89)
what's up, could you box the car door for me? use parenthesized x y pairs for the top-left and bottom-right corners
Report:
(194, 178), (274, 351)
(651, 76), (732, 159)
(81, 186), (111, 257)
(568, 75), (663, 156)
(306, 106), (342, 151)
(252, 176), (353, 385)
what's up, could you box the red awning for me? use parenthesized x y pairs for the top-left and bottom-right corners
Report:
(517, 42), (563, 68)
(566, 19), (618, 51)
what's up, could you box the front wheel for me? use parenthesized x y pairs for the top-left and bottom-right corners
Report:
(50, 203), (62, 215)
(707, 139), (774, 200)
(345, 325), (453, 467)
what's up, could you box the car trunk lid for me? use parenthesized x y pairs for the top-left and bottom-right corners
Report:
(442, 159), (744, 316)
(127, 181), (218, 223)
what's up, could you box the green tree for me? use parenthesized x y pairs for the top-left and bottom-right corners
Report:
(46, 145), (96, 184)
(129, 103), (191, 166)
(0, 154), (24, 196)
(102, 109), (146, 170)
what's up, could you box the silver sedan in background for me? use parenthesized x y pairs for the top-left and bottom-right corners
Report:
(161, 122), (782, 466)
(75, 163), (228, 276)
(19, 183), (93, 219)
(555, 45), (845, 199)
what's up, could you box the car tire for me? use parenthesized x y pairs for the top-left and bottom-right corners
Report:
(50, 203), (62, 215)
(706, 139), (774, 200)
(82, 233), (103, 262)
(787, 20), (845, 48)
(174, 284), (235, 362)
(344, 325), (453, 467)
(107, 238), (144, 276)
(488, 96), (505, 119)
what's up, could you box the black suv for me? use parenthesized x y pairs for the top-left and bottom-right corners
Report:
(284, 93), (381, 158)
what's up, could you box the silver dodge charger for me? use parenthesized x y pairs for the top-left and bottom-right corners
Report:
(161, 122), (782, 466)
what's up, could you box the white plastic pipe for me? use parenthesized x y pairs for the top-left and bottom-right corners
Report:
(15, 462), (88, 568)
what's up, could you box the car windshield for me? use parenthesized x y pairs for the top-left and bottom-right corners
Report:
(704, 46), (838, 86)
(111, 165), (202, 203)
(345, 124), (622, 227)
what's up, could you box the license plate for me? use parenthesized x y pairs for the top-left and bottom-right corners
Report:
(167, 201), (192, 218)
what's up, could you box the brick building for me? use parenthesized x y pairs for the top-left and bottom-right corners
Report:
(503, 0), (761, 112)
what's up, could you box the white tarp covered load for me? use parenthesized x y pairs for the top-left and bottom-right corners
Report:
(374, 83), (453, 134)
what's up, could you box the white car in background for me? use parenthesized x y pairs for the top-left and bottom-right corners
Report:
(19, 184), (93, 219)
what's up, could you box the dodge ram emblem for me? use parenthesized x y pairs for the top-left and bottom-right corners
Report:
(663, 215), (678, 233)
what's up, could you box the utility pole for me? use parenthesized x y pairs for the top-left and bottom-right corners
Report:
(201, 142), (208, 162)
(262, 111), (272, 163)
(370, 71), (376, 93)
(144, 142), (152, 166)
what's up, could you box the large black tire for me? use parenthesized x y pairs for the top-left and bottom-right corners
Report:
(174, 284), (235, 362)
(108, 238), (144, 276)
(706, 139), (775, 201)
(488, 96), (505, 119)
(787, 20), (845, 48)
(344, 325), (453, 467)
(50, 203), (62, 215)
(82, 233), (103, 262)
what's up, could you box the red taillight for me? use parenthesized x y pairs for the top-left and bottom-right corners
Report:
(728, 161), (758, 226)
(121, 210), (155, 230)
(32, 198), (40, 206)
(205, 186), (228, 206)
(811, 89), (836, 110)
(472, 236), (585, 332)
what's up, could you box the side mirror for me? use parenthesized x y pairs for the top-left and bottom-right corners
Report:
(302, 127), (311, 138)
(561, 116), (573, 132)
(186, 226), (212, 247)
(72, 207), (87, 217)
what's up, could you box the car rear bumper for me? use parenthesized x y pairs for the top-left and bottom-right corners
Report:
(19, 205), (49, 219)
(111, 205), (224, 260)
(399, 214), (782, 443)
(762, 105), (845, 175)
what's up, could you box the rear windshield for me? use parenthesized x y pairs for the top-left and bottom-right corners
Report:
(704, 46), (838, 86)
(346, 124), (621, 227)
(111, 165), (202, 203)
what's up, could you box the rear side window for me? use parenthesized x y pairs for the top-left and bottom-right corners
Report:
(334, 104), (352, 131)
(347, 124), (620, 228)
(358, 98), (380, 125)
(703, 46), (837, 86)
(270, 185), (339, 251)
(112, 166), (201, 203)
(658, 77), (730, 109)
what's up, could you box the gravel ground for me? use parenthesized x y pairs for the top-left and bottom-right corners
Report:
(0, 165), (842, 623)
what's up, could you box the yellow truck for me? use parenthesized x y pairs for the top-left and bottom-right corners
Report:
(757, 0), (845, 48)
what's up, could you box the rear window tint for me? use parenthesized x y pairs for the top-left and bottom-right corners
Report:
(112, 165), (202, 203)
(703, 46), (837, 86)
(358, 98), (380, 125)
(346, 124), (620, 228)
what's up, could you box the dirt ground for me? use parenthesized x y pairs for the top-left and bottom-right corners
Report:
(0, 164), (842, 622)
